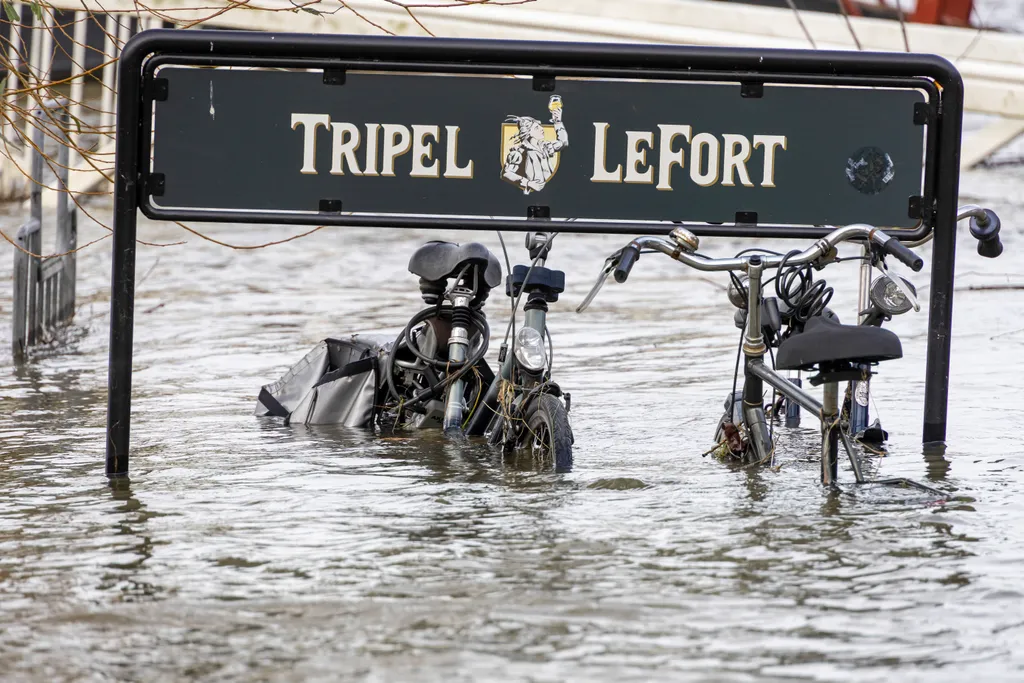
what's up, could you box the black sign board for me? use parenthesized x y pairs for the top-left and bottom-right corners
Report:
(149, 67), (929, 230)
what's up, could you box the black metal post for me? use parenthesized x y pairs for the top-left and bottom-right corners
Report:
(105, 39), (145, 477)
(922, 72), (964, 446)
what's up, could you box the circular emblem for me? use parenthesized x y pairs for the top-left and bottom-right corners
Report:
(846, 147), (895, 195)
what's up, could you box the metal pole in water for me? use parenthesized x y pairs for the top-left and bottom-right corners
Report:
(99, 15), (118, 138)
(923, 66), (965, 446)
(106, 36), (144, 478)
(68, 11), (88, 184)
(25, 123), (44, 346)
(23, 7), (43, 174)
(38, 7), (53, 87)
(13, 228), (28, 360)
(2, 3), (24, 155)
(55, 107), (73, 321)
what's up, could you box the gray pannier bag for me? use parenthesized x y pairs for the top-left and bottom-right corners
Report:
(255, 334), (392, 427)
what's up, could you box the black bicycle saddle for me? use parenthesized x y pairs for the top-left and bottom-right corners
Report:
(775, 315), (902, 371)
(408, 241), (502, 289)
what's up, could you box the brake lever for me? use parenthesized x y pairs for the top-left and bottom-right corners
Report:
(576, 249), (622, 313)
(876, 258), (921, 312)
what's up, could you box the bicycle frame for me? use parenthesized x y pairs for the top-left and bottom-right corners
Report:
(579, 207), (1001, 491)
(464, 233), (559, 437)
(732, 255), (841, 484)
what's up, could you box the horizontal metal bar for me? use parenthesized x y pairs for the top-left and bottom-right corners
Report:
(139, 207), (928, 239)
(149, 53), (941, 89)
(130, 29), (961, 79)
(39, 258), (63, 281)
(747, 360), (822, 416)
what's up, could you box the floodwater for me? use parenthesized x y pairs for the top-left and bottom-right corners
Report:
(3, 13), (1024, 683)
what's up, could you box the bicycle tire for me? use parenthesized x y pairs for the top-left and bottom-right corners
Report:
(523, 394), (574, 472)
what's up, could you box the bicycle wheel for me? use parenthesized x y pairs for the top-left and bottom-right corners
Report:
(523, 394), (573, 472)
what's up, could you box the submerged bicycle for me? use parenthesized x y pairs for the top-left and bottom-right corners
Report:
(258, 231), (574, 470)
(380, 231), (574, 470)
(578, 206), (1004, 488)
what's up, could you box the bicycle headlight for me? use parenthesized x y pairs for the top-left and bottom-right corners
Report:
(514, 327), (547, 373)
(869, 275), (917, 316)
(727, 275), (748, 309)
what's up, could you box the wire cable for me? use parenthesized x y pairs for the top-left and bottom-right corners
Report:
(775, 249), (833, 326)
(500, 232), (560, 365)
(496, 231), (515, 361)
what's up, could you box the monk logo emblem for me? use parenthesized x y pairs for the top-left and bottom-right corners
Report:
(501, 95), (569, 194)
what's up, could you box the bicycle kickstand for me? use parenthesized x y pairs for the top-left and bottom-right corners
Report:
(837, 428), (947, 498)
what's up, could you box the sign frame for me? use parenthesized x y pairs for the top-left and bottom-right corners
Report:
(106, 30), (967, 477)
(139, 54), (940, 238)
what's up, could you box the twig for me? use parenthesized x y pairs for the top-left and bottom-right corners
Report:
(174, 221), (328, 249)
(784, 0), (816, 49)
(894, 0), (911, 52)
(836, 0), (861, 50)
(0, 228), (110, 258)
(991, 327), (1024, 341)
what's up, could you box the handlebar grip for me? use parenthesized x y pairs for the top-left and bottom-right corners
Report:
(614, 245), (640, 283)
(969, 209), (1003, 259)
(883, 238), (924, 272)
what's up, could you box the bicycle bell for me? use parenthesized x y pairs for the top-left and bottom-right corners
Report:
(669, 227), (700, 253)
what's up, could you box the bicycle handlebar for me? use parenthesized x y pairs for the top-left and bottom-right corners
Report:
(903, 205), (1004, 259)
(622, 223), (903, 274)
(578, 205), (1002, 313)
(613, 245), (641, 283)
(882, 237), (925, 271)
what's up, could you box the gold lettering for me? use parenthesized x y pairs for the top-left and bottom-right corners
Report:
(722, 134), (753, 187)
(753, 134), (787, 188)
(381, 124), (412, 177)
(444, 125), (474, 179)
(291, 113), (330, 175)
(656, 125), (692, 191)
(410, 125), (441, 178)
(329, 122), (362, 176)
(363, 123), (381, 176)
(690, 133), (721, 188)
(591, 123), (623, 183)
(624, 131), (654, 184)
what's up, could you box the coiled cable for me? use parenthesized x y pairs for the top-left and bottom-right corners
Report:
(775, 249), (833, 326)
(384, 306), (490, 409)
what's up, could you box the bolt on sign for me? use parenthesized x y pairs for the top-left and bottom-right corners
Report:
(148, 68), (929, 229)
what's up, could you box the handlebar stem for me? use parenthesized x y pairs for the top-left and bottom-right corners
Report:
(743, 257), (766, 357)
